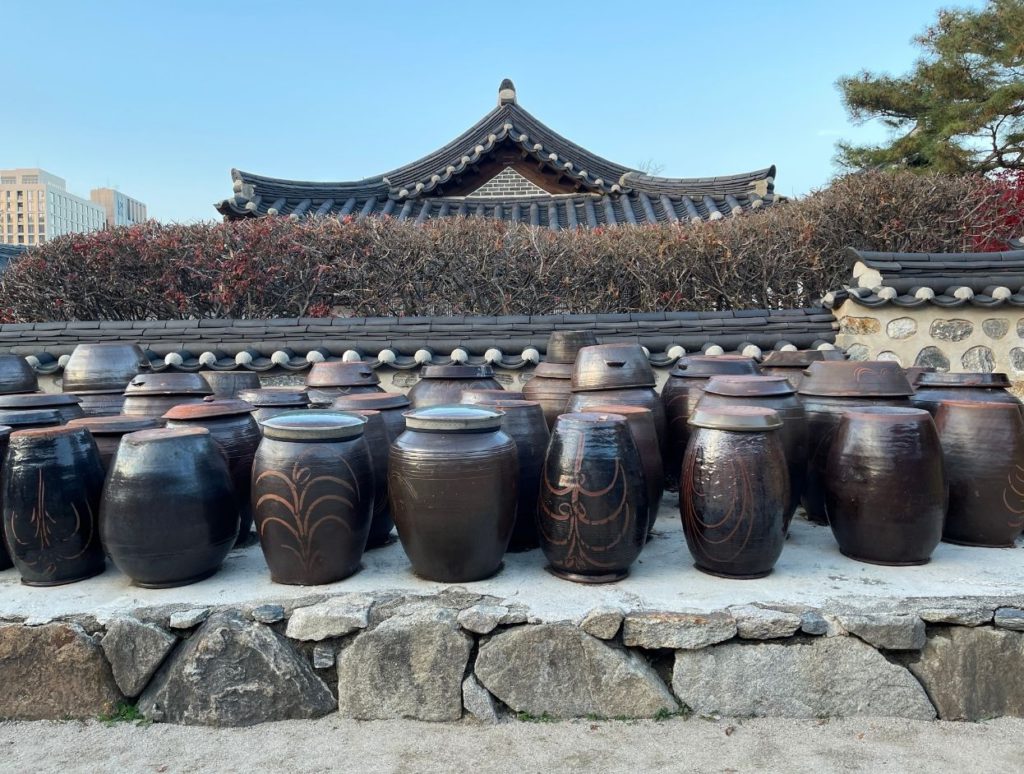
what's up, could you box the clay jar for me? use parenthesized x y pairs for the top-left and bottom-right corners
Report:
(0, 427), (11, 570)
(681, 406), (788, 578)
(0, 409), (63, 432)
(911, 372), (1022, 416)
(661, 355), (761, 488)
(0, 393), (84, 424)
(252, 412), (374, 584)
(522, 362), (574, 429)
(389, 405), (517, 582)
(545, 330), (598, 364)
(237, 387), (311, 424)
(330, 392), (410, 443)
(571, 343), (655, 392)
(407, 365), (503, 409)
(72, 391), (128, 418)
(348, 409), (396, 549)
(461, 389), (524, 404)
(122, 373), (213, 422)
(759, 349), (846, 389)
(825, 407), (946, 564)
(798, 361), (913, 524)
(200, 370), (262, 399)
(0, 354), (38, 394)
(458, 396), (550, 551)
(3, 425), (106, 585)
(697, 375), (808, 530)
(164, 398), (262, 546)
(61, 343), (145, 392)
(67, 415), (161, 470)
(101, 427), (238, 587)
(935, 400), (1024, 547)
(565, 389), (666, 458)
(584, 404), (664, 534)
(305, 362), (384, 402)
(539, 412), (648, 583)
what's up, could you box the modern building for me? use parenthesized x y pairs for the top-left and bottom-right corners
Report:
(0, 168), (105, 246)
(89, 188), (147, 227)
(217, 79), (779, 229)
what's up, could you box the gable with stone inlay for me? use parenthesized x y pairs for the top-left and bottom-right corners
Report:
(468, 167), (548, 198)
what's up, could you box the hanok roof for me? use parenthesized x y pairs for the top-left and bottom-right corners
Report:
(216, 79), (779, 229)
(823, 247), (1024, 309)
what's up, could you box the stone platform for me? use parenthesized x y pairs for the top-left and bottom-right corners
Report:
(2, 501), (1023, 726)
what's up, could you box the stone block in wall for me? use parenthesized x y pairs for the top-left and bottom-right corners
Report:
(845, 343), (870, 361)
(961, 345), (995, 372)
(840, 317), (881, 335)
(914, 346), (950, 371)
(983, 318), (1009, 339)
(930, 319), (974, 342)
(886, 317), (917, 339)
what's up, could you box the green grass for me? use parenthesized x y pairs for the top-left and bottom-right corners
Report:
(98, 702), (149, 726)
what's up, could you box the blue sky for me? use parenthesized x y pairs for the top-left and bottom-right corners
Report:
(2, 0), (983, 223)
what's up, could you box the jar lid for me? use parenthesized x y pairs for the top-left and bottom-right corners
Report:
(330, 392), (410, 411)
(704, 375), (795, 398)
(689, 405), (782, 431)
(545, 330), (599, 364)
(0, 393), (81, 409)
(404, 404), (504, 432)
(579, 403), (652, 418)
(0, 408), (63, 428)
(162, 397), (254, 421)
(260, 410), (367, 441)
(420, 365), (496, 380)
(555, 411), (629, 428)
(842, 406), (932, 422)
(305, 362), (381, 388)
(9, 424), (88, 441)
(669, 355), (761, 378)
(916, 372), (1012, 389)
(533, 362), (574, 379)
(124, 373), (213, 396)
(571, 343), (656, 390)
(124, 426), (211, 445)
(68, 415), (161, 435)
(761, 350), (846, 368)
(798, 361), (914, 398)
(237, 387), (310, 407)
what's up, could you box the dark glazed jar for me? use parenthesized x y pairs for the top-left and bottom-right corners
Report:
(0, 408), (63, 432)
(389, 405), (517, 582)
(349, 409), (395, 549)
(238, 387), (311, 424)
(681, 406), (788, 578)
(571, 343), (656, 392)
(798, 361), (913, 524)
(545, 330), (599, 364)
(661, 355), (761, 489)
(330, 392), (410, 443)
(61, 343), (145, 392)
(759, 349), (846, 389)
(122, 372), (213, 422)
(522, 362), (574, 429)
(539, 412), (648, 583)
(407, 365), (503, 409)
(164, 398), (262, 546)
(461, 389), (524, 404)
(200, 370), (262, 399)
(910, 372), (1022, 416)
(252, 412), (374, 584)
(305, 361), (384, 400)
(71, 391), (127, 418)
(584, 404), (664, 535)
(825, 407), (946, 564)
(3, 426), (106, 585)
(0, 354), (38, 394)
(566, 387), (666, 459)
(0, 393), (84, 424)
(101, 426), (238, 587)
(935, 400), (1024, 547)
(0, 426), (11, 570)
(67, 415), (160, 471)
(697, 375), (808, 530)
(457, 397), (550, 552)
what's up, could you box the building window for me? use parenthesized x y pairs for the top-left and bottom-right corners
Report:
(0, 176), (15, 185)
(20, 175), (38, 184)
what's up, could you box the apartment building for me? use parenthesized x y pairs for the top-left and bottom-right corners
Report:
(90, 187), (147, 227)
(1, 168), (106, 246)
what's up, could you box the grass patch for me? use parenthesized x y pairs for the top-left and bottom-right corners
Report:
(99, 702), (149, 726)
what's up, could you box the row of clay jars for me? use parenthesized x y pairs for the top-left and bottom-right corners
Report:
(62, 343), (147, 418)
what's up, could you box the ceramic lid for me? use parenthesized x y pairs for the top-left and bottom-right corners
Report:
(581, 404), (653, 418)
(761, 350), (846, 368)
(305, 362), (381, 388)
(555, 411), (629, 428)
(260, 410), (367, 441)
(330, 392), (411, 410)
(689, 405), (782, 431)
(797, 361), (914, 398)
(704, 375), (796, 398)
(915, 372), (1012, 389)
(237, 387), (310, 407)
(419, 365), (496, 380)
(9, 424), (89, 441)
(0, 393), (81, 409)
(842, 406), (932, 422)
(571, 343), (656, 390)
(533, 362), (574, 379)
(404, 404), (504, 432)
(124, 426), (211, 445)
(669, 355), (761, 378)
(124, 373), (213, 396)
(67, 415), (161, 435)
(0, 409), (63, 428)
(162, 397), (255, 421)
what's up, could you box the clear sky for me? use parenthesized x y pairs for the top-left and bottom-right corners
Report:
(1, 0), (984, 223)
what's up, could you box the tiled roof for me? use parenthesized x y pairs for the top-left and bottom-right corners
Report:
(0, 309), (838, 376)
(215, 80), (778, 228)
(822, 247), (1024, 309)
(0, 243), (26, 270)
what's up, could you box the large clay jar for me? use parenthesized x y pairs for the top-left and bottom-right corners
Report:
(0, 426), (11, 570)
(348, 409), (395, 549)
(681, 406), (788, 578)
(305, 362), (384, 403)
(62, 343), (145, 392)
(661, 355), (761, 489)
(539, 412), (648, 583)
(458, 396), (550, 551)
(697, 375), (808, 530)
(522, 362), (574, 429)
(825, 407), (946, 564)
(200, 370), (262, 399)
(911, 372), (1022, 416)
(389, 405), (517, 582)
(330, 392), (410, 443)
(584, 403), (664, 534)
(0, 409), (62, 432)
(252, 412), (374, 584)
(0, 393), (84, 423)
(238, 387), (310, 424)
(164, 398), (261, 546)
(545, 330), (598, 363)
(67, 415), (160, 471)
(566, 388), (667, 459)
(71, 391), (127, 418)
(0, 354), (38, 394)
(799, 361), (913, 524)
(759, 349), (846, 389)
(407, 365), (503, 409)
(122, 373), (213, 422)
(3, 426), (106, 585)
(571, 343), (655, 392)
(935, 400), (1024, 547)
(101, 426), (238, 587)
(461, 389), (524, 404)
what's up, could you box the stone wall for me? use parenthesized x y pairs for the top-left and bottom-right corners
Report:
(3, 591), (1024, 725)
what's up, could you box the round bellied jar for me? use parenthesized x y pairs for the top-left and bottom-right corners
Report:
(571, 343), (656, 392)
(330, 392), (410, 443)
(0, 393), (84, 424)
(522, 362), (574, 429)
(389, 405), (517, 582)
(407, 365), (504, 409)
(305, 362), (384, 400)
(121, 373), (213, 422)
(101, 426), (239, 587)
(67, 415), (161, 471)
(910, 372), (1022, 416)
(252, 412), (374, 585)
(681, 406), (788, 579)
(545, 330), (598, 364)
(61, 343), (145, 392)
(0, 354), (38, 395)
(238, 387), (311, 424)
(200, 370), (262, 399)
